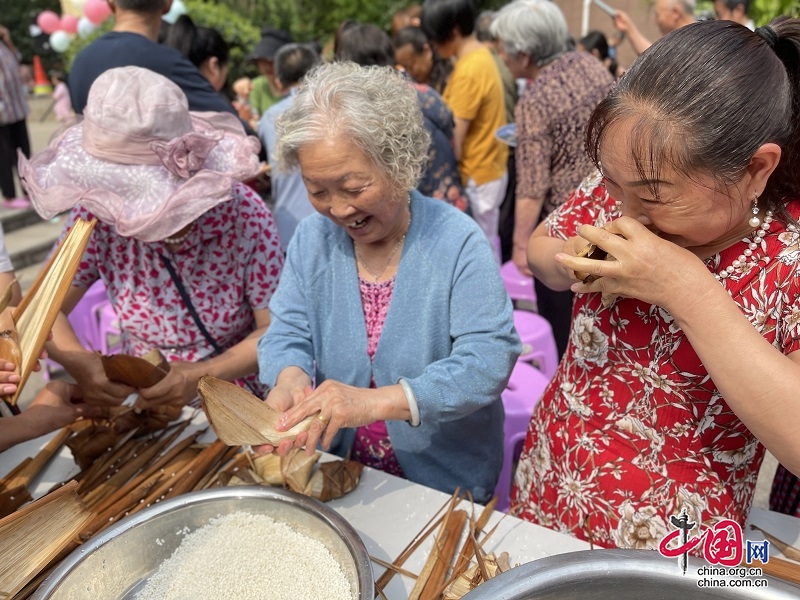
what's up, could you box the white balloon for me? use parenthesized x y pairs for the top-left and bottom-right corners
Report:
(162, 0), (187, 25)
(49, 30), (72, 53)
(77, 16), (96, 38)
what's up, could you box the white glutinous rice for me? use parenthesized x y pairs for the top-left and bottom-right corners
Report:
(135, 511), (353, 600)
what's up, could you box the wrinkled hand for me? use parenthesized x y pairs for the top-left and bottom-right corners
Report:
(70, 351), (136, 406)
(512, 245), (533, 278)
(137, 360), (201, 408)
(274, 380), (378, 456)
(555, 217), (713, 311)
(613, 10), (634, 33)
(253, 381), (313, 456)
(20, 380), (111, 438)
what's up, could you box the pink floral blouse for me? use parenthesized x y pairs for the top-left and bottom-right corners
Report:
(351, 275), (405, 477)
(512, 171), (800, 549)
(66, 183), (283, 394)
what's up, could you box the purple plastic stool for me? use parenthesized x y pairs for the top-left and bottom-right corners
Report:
(67, 279), (110, 351)
(97, 301), (121, 355)
(513, 310), (559, 380)
(500, 261), (537, 310)
(495, 361), (550, 513)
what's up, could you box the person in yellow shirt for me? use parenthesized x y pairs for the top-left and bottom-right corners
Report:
(421, 0), (508, 250)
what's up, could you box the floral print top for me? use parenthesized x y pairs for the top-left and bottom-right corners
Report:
(512, 171), (800, 549)
(66, 183), (283, 395)
(351, 275), (405, 477)
(414, 83), (468, 212)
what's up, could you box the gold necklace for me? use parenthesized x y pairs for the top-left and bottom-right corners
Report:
(354, 210), (411, 283)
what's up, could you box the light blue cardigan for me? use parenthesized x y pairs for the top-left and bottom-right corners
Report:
(258, 191), (520, 502)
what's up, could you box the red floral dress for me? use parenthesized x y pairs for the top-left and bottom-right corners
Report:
(512, 171), (800, 549)
(351, 275), (405, 477)
(67, 183), (283, 396)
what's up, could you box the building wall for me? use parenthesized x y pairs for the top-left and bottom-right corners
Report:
(555, 0), (663, 72)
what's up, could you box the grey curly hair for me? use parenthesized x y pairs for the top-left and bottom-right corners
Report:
(275, 62), (430, 192)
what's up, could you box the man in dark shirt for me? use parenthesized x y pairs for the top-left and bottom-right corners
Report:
(69, 0), (236, 117)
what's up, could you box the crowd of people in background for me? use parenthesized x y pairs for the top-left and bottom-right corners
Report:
(4, 0), (800, 552)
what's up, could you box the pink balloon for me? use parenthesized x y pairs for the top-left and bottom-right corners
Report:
(84, 0), (112, 26)
(61, 14), (79, 35)
(37, 11), (62, 35)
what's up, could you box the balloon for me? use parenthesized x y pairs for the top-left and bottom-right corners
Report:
(61, 14), (79, 34)
(49, 30), (72, 53)
(37, 11), (62, 35)
(162, 0), (187, 25)
(84, 0), (112, 25)
(77, 16), (96, 38)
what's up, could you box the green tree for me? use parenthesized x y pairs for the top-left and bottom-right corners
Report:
(2, 0), (61, 68)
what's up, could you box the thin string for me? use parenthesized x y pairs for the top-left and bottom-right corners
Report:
(354, 204), (411, 283)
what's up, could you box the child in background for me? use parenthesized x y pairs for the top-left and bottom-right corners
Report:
(50, 70), (74, 124)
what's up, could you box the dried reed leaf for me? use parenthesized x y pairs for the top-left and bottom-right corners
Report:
(197, 376), (316, 446)
(7, 219), (96, 405)
(252, 453), (284, 485)
(101, 348), (170, 388)
(282, 449), (320, 493)
(0, 481), (92, 598)
(303, 459), (364, 502)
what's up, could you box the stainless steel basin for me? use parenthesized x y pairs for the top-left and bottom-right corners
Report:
(463, 549), (800, 599)
(32, 486), (373, 600)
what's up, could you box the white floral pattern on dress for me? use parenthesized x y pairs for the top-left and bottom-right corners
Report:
(512, 178), (800, 548)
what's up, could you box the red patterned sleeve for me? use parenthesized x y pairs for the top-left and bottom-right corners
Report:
(544, 170), (619, 241)
(235, 183), (284, 310)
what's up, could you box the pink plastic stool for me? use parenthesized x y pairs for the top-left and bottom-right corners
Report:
(495, 361), (550, 512)
(513, 310), (559, 380)
(500, 261), (537, 310)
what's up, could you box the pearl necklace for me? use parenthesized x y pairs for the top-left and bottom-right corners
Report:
(714, 211), (773, 281)
(163, 223), (195, 246)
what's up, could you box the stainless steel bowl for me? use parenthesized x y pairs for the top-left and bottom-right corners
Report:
(32, 486), (373, 600)
(462, 549), (800, 599)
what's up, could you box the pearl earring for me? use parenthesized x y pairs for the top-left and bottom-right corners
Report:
(748, 193), (761, 228)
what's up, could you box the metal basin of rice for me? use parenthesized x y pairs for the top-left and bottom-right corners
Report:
(32, 486), (373, 600)
(462, 549), (800, 599)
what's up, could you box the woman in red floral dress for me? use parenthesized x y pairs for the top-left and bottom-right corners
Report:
(512, 17), (800, 549)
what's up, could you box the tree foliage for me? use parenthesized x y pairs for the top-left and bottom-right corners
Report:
(2, 0), (61, 67)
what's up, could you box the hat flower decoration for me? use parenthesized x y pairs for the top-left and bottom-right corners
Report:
(19, 66), (261, 242)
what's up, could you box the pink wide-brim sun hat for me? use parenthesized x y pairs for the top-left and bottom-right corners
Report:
(19, 66), (261, 242)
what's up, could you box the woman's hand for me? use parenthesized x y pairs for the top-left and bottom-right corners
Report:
(0, 380), (111, 451)
(137, 360), (202, 407)
(0, 361), (20, 396)
(555, 217), (713, 311)
(253, 366), (314, 456)
(69, 351), (136, 406)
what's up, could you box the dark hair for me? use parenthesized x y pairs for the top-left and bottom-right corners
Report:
(49, 69), (65, 82)
(579, 31), (609, 59)
(164, 15), (229, 68)
(275, 43), (320, 87)
(587, 18), (800, 221)
(393, 24), (428, 53)
(335, 23), (395, 67)
(718, 0), (751, 12)
(391, 26), (453, 94)
(333, 20), (358, 57)
(579, 30), (618, 78)
(420, 0), (476, 44)
(115, 0), (167, 12)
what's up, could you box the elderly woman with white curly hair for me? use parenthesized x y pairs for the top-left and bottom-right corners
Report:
(256, 62), (520, 502)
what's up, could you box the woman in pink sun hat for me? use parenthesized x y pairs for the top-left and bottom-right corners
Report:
(19, 66), (283, 412)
